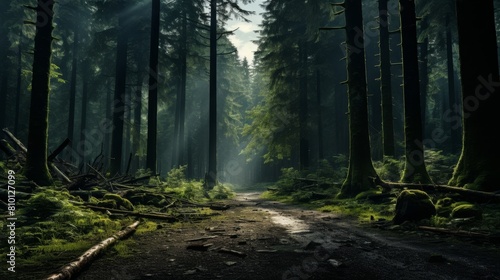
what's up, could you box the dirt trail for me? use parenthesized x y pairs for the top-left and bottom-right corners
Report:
(71, 192), (500, 280)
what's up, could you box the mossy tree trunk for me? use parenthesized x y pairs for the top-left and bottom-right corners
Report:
(398, 0), (432, 184)
(24, 0), (55, 185)
(378, 0), (395, 158)
(449, 0), (500, 192)
(338, 0), (379, 198)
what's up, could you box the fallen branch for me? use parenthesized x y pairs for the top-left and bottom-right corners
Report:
(48, 138), (71, 162)
(84, 205), (178, 222)
(375, 178), (500, 203)
(45, 220), (140, 280)
(418, 226), (492, 238)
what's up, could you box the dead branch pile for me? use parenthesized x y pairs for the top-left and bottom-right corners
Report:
(0, 129), (229, 221)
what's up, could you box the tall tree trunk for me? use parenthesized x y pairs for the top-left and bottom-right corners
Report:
(399, 0), (432, 184)
(449, 0), (500, 192)
(146, 0), (160, 173)
(178, 9), (188, 167)
(419, 17), (429, 139)
(299, 42), (309, 170)
(446, 15), (460, 154)
(0, 68), (7, 131)
(379, 0), (395, 158)
(132, 72), (143, 172)
(338, 0), (379, 198)
(68, 31), (78, 143)
(14, 30), (23, 136)
(80, 66), (89, 166)
(316, 70), (324, 160)
(24, 0), (55, 185)
(206, 0), (218, 189)
(110, 4), (129, 175)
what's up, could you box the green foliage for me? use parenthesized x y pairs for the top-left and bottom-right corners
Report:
(274, 167), (301, 194)
(374, 157), (403, 182)
(424, 149), (458, 184)
(165, 165), (187, 188)
(209, 183), (235, 199)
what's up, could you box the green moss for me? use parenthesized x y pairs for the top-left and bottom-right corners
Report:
(451, 204), (482, 219)
(103, 193), (134, 211)
(393, 190), (436, 224)
(435, 197), (454, 217)
(355, 190), (382, 200)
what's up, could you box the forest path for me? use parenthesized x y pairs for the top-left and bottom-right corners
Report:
(74, 192), (500, 280)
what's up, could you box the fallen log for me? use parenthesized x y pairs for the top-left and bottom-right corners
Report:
(375, 178), (500, 203)
(84, 205), (178, 222)
(417, 226), (493, 239)
(3, 128), (27, 152)
(45, 220), (140, 280)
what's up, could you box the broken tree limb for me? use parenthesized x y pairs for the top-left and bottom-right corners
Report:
(0, 139), (16, 158)
(84, 205), (178, 222)
(417, 226), (493, 239)
(87, 164), (113, 191)
(2, 128), (27, 152)
(48, 138), (71, 162)
(50, 163), (72, 184)
(375, 178), (500, 203)
(45, 220), (140, 280)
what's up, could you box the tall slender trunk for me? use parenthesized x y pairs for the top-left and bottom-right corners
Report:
(316, 70), (324, 160)
(178, 9), (188, 166)
(0, 68), (7, 131)
(379, 0), (395, 158)
(110, 4), (129, 175)
(206, 0), (217, 188)
(449, 0), (500, 192)
(299, 42), (309, 170)
(446, 15), (460, 154)
(14, 30), (23, 136)
(399, 0), (432, 184)
(146, 0), (160, 173)
(419, 18), (429, 139)
(68, 31), (78, 143)
(80, 67), (89, 166)
(24, 0), (55, 185)
(132, 69), (143, 172)
(339, 0), (379, 198)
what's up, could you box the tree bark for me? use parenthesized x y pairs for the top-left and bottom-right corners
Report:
(110, 3), (129, 175)
(446, 15), (460, 154)
(24, 0), (55, 185)
(419, 18), (429, 139)
(299, 42), (309, 170)
(146, 0), (160, 173)
(207, 0), (218, 189)
(67, 31), (78, 143)
(449, 0), (500, 192)
(338, 0), (379, 198)
(398, 0), (432, 184)
(379, 0), (395, 158)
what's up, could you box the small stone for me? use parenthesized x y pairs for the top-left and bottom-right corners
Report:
(328, 259), (343, 268)
(184, 270), (197, 275)
(225, 261), (238, 266)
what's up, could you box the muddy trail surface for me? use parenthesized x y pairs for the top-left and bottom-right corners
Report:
(70, 192), (500, 280)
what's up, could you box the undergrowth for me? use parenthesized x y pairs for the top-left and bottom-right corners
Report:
(262, 152), (499, 232)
